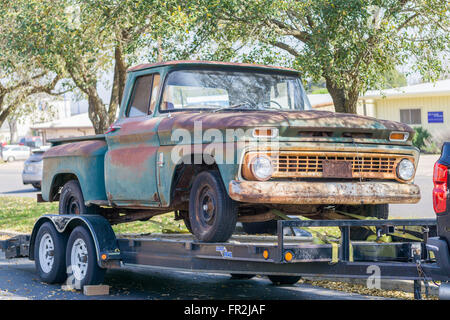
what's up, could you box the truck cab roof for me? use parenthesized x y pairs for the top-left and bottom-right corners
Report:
(127, 60), (299, 74)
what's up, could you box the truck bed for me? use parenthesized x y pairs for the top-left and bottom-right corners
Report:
(47, 134), (106, 146)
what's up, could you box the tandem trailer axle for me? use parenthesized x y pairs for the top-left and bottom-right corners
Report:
(1, 214), (450, 299)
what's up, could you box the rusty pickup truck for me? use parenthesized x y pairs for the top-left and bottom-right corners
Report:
(41, 60), (420, 242)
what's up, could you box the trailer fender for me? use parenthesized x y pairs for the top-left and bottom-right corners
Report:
(29, 214), (120, 268)
(424, 237), (450, 279)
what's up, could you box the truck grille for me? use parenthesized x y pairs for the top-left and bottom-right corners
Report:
(271, 152), (411, 181)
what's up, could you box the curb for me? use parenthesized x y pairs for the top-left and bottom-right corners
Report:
(303, 276), (439, 297)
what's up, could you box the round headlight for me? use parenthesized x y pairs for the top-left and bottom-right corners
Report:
(250, 155), (274, 181)
(397, 159), (415, 181)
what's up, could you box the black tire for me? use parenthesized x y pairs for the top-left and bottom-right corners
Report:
(65, 226), (106, 289)
(34, 222), (68, 284)
(268, 275), (301, 285)
(230, 274), (256, 280)
(189, 170), (237, 242)
(347, 204), (389, 241)
(7, 156), (14, 162)
(59, 180), (97, 215)
(242, 220), (278, 235)
(178, 210), (193, 233)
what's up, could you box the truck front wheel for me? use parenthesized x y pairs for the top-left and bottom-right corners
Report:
(189, 171), (237, 242)
(59, 180), (97, 215)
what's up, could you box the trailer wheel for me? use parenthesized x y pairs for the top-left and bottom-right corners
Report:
(242, 220), (278, 235)
(59, 180), (97, 215)
(66, 226), (105, 289)
(189, 171), (238, 242)
(268, 275), (301, 285)
(230, 274), (255, 280)
(34, 222), (68, 284)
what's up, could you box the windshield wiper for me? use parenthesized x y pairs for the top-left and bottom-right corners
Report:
(212, 101), (256, 112)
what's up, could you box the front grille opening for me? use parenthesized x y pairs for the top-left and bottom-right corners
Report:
(271, 152), (407, 181)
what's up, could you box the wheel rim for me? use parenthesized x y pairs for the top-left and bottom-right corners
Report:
(199, 187), (216, 226)
(66, 196), (81, 215)
(39, 233), (54, 274)
(70, 238), (88, 281)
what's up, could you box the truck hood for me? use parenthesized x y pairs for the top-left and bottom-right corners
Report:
(157, 110), (414, 144)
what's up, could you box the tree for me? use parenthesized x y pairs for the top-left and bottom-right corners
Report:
(200, 0), (449, 113)
(3, 0), (193, 133)
(0, 67), (62, 132)
(381, 68), (407, 89)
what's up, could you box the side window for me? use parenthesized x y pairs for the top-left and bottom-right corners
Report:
(149, 74), (160, 114)
(127, 75), (154, 117)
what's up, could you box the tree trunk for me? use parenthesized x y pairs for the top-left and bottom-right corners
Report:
(157, 37), (163, 62)
(7, 116), (18, 144)
(325, 78), (359, 114)
(108, 45), (127, 124)
(87, 86), (109, 134)
(0, 102), (14, 130)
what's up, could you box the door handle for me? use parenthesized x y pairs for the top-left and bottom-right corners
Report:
(105, 125), (121, 134)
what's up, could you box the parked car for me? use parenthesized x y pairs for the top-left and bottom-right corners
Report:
(19, 136), (43, 149)
(1, 144), (31, 162)
(40, 60), (421, 243)
(22, 150), (44, 189)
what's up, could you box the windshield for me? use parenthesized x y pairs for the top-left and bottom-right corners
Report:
(160, 70), (311, 111)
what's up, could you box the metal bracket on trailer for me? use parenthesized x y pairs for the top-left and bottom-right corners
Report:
(276, 218), (438, 265)
(29, 214), (121, 268)
(0, 234), (30, 259)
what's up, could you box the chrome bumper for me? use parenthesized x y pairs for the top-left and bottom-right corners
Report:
(229, 180), (421, 205)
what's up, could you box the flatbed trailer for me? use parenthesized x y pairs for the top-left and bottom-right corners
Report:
(1, 214), (450, 299)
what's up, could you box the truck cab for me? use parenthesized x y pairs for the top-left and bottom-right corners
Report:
(41, 60), (421, 243)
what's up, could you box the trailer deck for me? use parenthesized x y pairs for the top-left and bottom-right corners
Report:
(1, 215), (449, 299)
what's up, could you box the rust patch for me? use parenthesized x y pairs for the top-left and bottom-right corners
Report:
(229, 180), (421, 205)
(44, 140), (107, 158)
(108, 144), (157, 168)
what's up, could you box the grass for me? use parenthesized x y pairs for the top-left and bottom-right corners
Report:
(0, 196), (345, 239)
(0, 196), (187, 234)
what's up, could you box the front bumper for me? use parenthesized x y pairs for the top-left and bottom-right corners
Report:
(22, 172), (42, 184)
(229, 180), (421, 205)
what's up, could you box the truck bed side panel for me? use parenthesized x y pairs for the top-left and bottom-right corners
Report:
(42, 140), (108, 202)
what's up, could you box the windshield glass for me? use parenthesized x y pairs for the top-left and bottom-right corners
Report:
(160, 70), (311, 111)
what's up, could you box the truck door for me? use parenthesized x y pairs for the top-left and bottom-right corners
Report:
(104, 73), (163, 206)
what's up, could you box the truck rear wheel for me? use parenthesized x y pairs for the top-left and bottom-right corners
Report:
(268, 275), (301, 285)
(65, 226), (105, 289)
(189, 171), (237, 242)
(59, 180), (97, 215)
(34, 222), (68, 284)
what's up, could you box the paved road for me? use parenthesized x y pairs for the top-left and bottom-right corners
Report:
(0, 252), (381, 300)
(390, 154), (438, 218)
(0, 161), (39, 198)
(0, 154), (440, 217)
